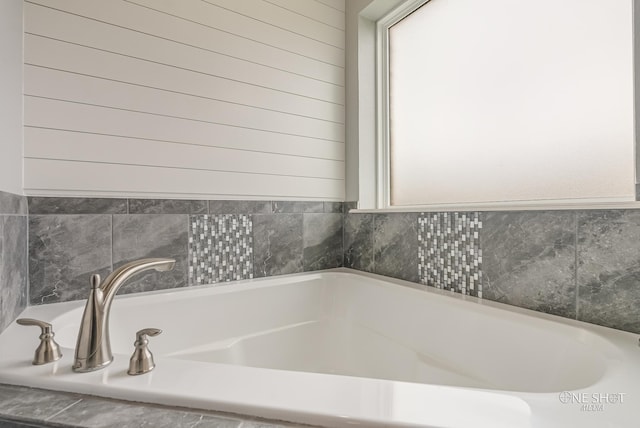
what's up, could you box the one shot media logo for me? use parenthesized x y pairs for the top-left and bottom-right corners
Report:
(558, 392), (626, 412)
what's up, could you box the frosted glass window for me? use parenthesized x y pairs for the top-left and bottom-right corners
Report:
(388, 0), (634, 207)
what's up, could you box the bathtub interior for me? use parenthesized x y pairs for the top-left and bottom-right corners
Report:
(49, 272), (609, 394)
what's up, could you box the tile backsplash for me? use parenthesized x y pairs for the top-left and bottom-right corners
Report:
(3, 196), (639, 336)
(27, 198), (343, 306)
(344, 208), (640, 335)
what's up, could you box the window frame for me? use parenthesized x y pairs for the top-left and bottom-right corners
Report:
(371, 0), (640, 212)
(375, 0), (430, 210)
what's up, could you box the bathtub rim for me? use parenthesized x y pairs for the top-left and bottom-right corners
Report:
(0, 268), (638, 428)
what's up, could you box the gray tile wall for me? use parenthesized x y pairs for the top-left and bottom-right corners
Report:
(27, 198), (343, 305)
(345, 208), (640, 334)
(482, 211), (577, 319)
(14, 196), (640, 335)
(0, 191), (28, 334)
(3, 197), (640, 426)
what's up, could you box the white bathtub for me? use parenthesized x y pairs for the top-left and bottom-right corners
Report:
(0, 269), (637, 427)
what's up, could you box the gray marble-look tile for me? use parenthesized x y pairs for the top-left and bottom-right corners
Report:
(322, 202), (343, 214)
(28, 198), (127, 215)
(209, 201), (272, 215)
(0, 419), (52, 428)
(373, 213), (419, 283)
(343, 213), (374, 272)
(0, 191), (27, 215)
(577, 210), (640, 333)
(236, 201), (272, 215)
(0, 216), (28, 333)
(303, 213), (343, 271)
(272, 201), (323, 213)
(29, 215), (112, 304)
(112, 215), (188, 294)
(252, 214), (303, 278)
(482, 211), (576, 318)
(49, 397), (239, 428)
(128, 199), (207, 214)
(209, 201), (242, 215)
(343, 202), (358, 212)
(0, 384), (81, 422)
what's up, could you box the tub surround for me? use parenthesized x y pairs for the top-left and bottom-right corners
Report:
(22, 196), (640, 335)
(344, 208), (640, 334)
(28, 198), (344, 306)
(2, 196), (640, 428)
(0, 190), (28, 334)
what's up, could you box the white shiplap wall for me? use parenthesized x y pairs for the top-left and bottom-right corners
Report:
(23, 0), (345, 200)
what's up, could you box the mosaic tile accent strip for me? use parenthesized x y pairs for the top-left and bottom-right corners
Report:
(418, 212), (483, 297)
(189, 215), (253, 285)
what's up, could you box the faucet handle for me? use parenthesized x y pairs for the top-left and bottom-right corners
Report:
(136, 328), (162, 340)
(16, 318), (63, 365)
(127, 328), (162, 376)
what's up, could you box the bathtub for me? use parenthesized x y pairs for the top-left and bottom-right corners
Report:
(0, 269), (637, 428)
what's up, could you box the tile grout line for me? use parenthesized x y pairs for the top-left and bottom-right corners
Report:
(110, 214), (114, 272)
(25, 195), (31, 309)
(574, 211), (579, 320)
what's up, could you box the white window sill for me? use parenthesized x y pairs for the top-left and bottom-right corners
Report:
(350, 199), (640, 213)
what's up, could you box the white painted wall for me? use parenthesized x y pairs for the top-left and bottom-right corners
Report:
(0, 0), (24, 195)
(23, 0), (345, 200)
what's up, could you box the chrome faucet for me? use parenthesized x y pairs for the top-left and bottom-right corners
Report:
(72, 258), (175, 373)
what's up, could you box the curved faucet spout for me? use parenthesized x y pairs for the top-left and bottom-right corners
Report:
(72, 258), (175, 373)
(100, 258), (176, 311)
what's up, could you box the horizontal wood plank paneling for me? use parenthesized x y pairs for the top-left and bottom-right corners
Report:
(24, 35), (343, 122)
(24, 159), (343, 199)
(24, 97), (344, 160)
(129, 0), (344, 66)
(315, 0), (346, 12)
(25, 66), (344, 141)
(264, 0), (345, 30)
(24, 3), (344, 99)
(24, 0), (345, 199)
(24, 127), (344, 179)
(202, 0), (344, 46)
